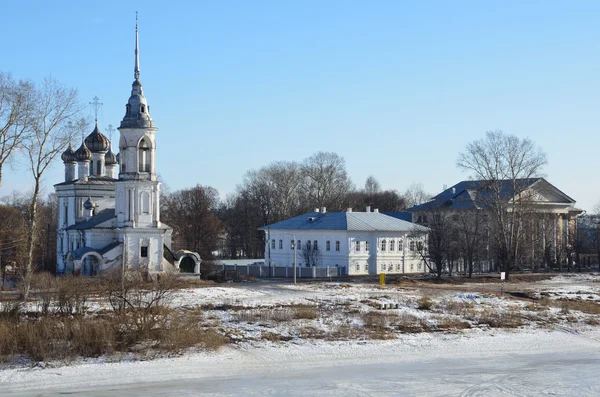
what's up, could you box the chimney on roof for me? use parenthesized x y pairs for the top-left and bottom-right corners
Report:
(366, 206), (371, 212)
(374, 208), (379, 213)
(347, 208), (352, 213)
(321, 207), (326, 214)
(314, 208), (320, 213)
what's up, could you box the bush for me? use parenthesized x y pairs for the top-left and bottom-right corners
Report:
(417, 296), (433, 310)
(293, 305), (318, 320)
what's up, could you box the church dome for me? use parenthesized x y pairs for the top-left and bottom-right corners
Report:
(104, 144), (117, 166)
(74, 139), (92, 162)
(61, 143), (76, 163)
(85, 122), (110, 153)
(83, 197), (97, 210)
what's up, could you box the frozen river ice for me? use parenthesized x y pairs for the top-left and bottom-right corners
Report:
(3, 333), (600, 396)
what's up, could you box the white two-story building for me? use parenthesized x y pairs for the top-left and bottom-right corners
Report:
(262, 207), (429, 276)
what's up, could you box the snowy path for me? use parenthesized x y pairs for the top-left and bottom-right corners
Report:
(2, 330), (600, 396)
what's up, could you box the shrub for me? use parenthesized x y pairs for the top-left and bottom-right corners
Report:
(293, 305), (318, 320)
(417, 296), (433, 310)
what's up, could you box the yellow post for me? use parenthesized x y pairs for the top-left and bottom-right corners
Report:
(379, 273), (386, 286)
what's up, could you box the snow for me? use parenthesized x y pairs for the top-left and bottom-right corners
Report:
(2, 273), (600, 395)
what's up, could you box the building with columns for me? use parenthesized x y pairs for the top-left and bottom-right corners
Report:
(406, 178), (583, 271)
(54, 20), (200, 276)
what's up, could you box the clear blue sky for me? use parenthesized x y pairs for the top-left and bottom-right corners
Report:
(1, 1), (599, 211)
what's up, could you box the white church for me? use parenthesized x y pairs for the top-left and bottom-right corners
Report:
(54, 20), (200, 277)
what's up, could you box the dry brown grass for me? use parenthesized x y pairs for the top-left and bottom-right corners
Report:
(556, 299), (600, 315)
(293, 305), (318, 320)
(434, 316), (471, 330)
(417, 296), (433, 310)
(476, 311), (524, 328)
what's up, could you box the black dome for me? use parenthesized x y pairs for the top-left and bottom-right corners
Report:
(74, 139), (92, 162)
(84, 122), (110, 153)
(61, 143), (76, 163)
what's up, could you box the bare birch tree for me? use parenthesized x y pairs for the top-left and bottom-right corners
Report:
(403, 182), (431, 208)
(456, 130), (547, 280)
(0, 72), (35, 188)
(300, 152), (354, 211)
(22, 77), (85, 298)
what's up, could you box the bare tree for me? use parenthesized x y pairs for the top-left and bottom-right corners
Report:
(457, 130), (547, 280)
(242, 161), (303, 223)
(414, 211), (453, 278)
(0, 73), (35, 188)
(403, 182), (431, 208)
(364, 175), (381, 195)
(0, 204), (27, 289)
(21, 77), (85, 299)
(347, 189), (407, 212)
(301, 240), (322, 267)
(300, 152), (354, 210)
(455, 211), (486, 278)
(162, 185), (223, 259)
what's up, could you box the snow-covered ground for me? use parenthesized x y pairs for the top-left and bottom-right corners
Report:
(2, 273), (600, 395)
(1, 329), (599, 396)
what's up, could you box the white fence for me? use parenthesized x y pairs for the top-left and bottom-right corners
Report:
(214, 264), (346, 278)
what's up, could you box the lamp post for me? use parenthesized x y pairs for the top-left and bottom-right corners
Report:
(282, 232), (297, 284)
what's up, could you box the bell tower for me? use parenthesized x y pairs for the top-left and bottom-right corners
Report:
(114, 14), (166, 273)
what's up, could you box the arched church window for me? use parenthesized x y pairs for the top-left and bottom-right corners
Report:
(138, 138), (150, 172)
(141, 104), (146, 113)
(97, 160), (101, 176)
(126, 104), (131, 116)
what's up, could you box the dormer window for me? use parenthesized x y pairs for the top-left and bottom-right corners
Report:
(141, 104), (146, 113)
(126, 104), (131, 116)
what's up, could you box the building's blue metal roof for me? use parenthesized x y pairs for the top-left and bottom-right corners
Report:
(383, 211), (413, 222)
(66, 209), (115, 230)
(262, 211), (427, 232)
(407, 178), (552, 212)
(70, 241), (121, 260)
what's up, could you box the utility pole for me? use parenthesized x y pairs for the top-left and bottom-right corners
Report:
(267, 225), (272, 277)
(293, 234), (297, 284)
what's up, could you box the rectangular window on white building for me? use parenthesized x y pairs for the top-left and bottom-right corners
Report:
(297, 240), (301, 250)
(355, 241), (361, 252)
(365, 241), (369, 252)
(381, 239), (386, 252)
(279, 240), (283, 249)
(398, 239), (403, 251)
(313, 240), (318, 250)
(390, 239), (395, 251)
(336, 241), (340, 251)
(326, 241), (331, 251)
(271, 239), (275, 249)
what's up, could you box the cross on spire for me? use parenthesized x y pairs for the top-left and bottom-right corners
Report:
(134, 11), (140, 80)
(89, 96), (103, 122)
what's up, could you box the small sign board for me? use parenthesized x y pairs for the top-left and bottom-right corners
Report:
(380, 273), (386, 286)
(500, 272), (506, 280)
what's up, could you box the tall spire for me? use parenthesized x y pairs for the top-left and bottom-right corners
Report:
(134, 11), (140, 80)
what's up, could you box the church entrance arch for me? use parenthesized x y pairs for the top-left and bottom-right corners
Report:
(81, 253), (102, 276)
(180, 256), (195, 273)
